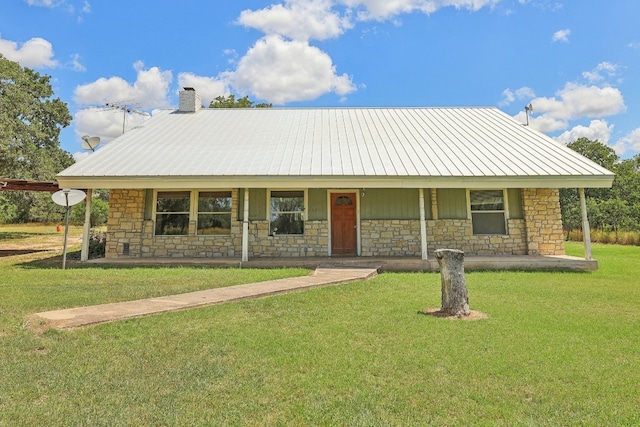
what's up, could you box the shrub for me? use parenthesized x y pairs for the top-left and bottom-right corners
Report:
(88, 231), (106, 258)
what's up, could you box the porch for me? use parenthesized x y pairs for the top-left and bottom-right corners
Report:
(87, 254), (597, 272)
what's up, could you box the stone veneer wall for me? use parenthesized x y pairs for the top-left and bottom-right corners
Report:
(361, 220), (422, 256)
(427, 219), (527, 256)
(248, 220), (329, 257)
(522, 188), (565, 255)
(105, 187), (565, 259)
(106, 189), (146, 258)
(106, 189), (243, 259)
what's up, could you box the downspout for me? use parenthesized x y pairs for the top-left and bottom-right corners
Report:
(419, 188), (428, 260)
(579, 188), (593, 261)
(242, 188), (250, 262)
(80, 189), (92, 262)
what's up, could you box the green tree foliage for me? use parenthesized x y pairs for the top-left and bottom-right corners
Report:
(70, 197), (109, 226)
(560, 137), (640, 237)
(0, 54), (74, 223)
(209, 95), (272, 109)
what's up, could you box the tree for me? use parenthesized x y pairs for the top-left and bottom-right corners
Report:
(209, 94), (272, 109)
(561, 138), (640, 236)
(0, 54), (74, 222)
(70, 197), (109, 227)
(567, 137), (619, 170)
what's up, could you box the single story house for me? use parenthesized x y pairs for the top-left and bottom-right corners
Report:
(57, 89), (614, 267)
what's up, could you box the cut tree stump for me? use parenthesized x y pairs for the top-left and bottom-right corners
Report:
(435, 249), (470, 317)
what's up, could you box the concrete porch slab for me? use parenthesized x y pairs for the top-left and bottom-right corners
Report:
(86, 255), (597, 272)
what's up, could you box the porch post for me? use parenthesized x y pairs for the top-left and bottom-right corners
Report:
(80, 189), (92, 262)
(242, 188), (250, 262)
(579, 188), (593, 261)
(419, 188), (428, 260)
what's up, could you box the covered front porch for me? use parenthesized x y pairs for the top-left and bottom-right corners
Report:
(87, 253), (597, 272)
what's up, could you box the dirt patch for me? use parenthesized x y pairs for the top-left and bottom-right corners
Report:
(0, 249), (50, 257)
(419, 307), (488, 321)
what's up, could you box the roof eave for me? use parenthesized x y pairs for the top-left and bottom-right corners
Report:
(56, 174), (615, 190)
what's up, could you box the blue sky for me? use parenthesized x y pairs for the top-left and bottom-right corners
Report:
(2, 0), (639, 161)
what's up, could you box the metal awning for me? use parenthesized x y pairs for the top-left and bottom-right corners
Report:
(0, 178), (60, 193)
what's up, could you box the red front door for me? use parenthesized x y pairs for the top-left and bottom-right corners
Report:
(331, 193), (357, 256)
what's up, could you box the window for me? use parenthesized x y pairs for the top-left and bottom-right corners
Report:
(470, 190), (507, 235)
(197, 191), (232, 235)
(270, 190), (304, 235)
(155, 191), (190, 235)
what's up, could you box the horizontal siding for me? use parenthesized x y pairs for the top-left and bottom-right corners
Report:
(508, 188), (523, 219)
(437, 188), (467, 219)
(308, 189), (327, 220)
(238, 188), (267, 221)
(361, 188), (420, 220)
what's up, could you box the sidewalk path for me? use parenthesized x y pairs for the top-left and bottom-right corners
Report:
(35, 267), (379, 330)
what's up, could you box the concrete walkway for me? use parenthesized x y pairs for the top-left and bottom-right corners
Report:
(35, 267), (379, 330)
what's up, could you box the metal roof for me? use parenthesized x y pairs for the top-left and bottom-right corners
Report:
(57, 107), (614, 189)
(0, 178), (60, 193)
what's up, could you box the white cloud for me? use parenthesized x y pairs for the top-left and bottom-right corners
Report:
(238, 0), (353, 41)
(74, 61), (173, 109)
(69, 53), (86, 72)
(227, 0), (500, 104)
(612, 128), (640, 157)
(555, 119), (613, 146)
(515, 112), (567, 133)
(73, 62), (172, 144)
(582, 62), (618, 83)
(177, 73), (230, 106)
(499, 86), (535, 106)
(552, 29), (570, 43)
(72, 151), (90, 162)
(25, 0), (58, 6)
(73, 107), (151, 147)
(0, 36), (58, 68)
(340, 0), (500, 21)
(526, 82), (625, 133)
(229, 35), (356, 104)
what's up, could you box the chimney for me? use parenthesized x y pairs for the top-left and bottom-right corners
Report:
(178, 87), (202, 113)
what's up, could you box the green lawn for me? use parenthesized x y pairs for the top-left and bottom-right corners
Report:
(0, 241), (639, 426)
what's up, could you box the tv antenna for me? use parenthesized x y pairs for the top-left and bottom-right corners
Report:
(524, 103), (534, 126)
(105, 102), (148, 134)
(79, 102), (149, 134)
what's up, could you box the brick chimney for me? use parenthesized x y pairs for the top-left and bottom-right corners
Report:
(178, 87), (202, 113)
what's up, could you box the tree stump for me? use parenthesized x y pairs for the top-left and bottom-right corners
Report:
(435, 249), (470, 317)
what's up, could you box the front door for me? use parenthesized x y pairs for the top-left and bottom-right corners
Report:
(331, 193), (357, 256)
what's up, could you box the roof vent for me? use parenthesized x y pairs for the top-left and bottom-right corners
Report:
(179, 88), (201, 113)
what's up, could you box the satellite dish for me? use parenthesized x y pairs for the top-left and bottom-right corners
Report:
(52, 189), (86, 207)
(81, 135), (101, 151)
(51, 189), (87, 270)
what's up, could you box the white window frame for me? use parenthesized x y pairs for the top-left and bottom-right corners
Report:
(196, 190), (233, 236)
(266, 189), (308, 236)
(467, 189), (510, 236)
(153, 189), (233, 236)
(153, 189), (192, 236)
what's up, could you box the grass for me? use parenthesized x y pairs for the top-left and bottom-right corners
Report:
(0, 231), (639, 425)
(567, 228), (640, 246)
